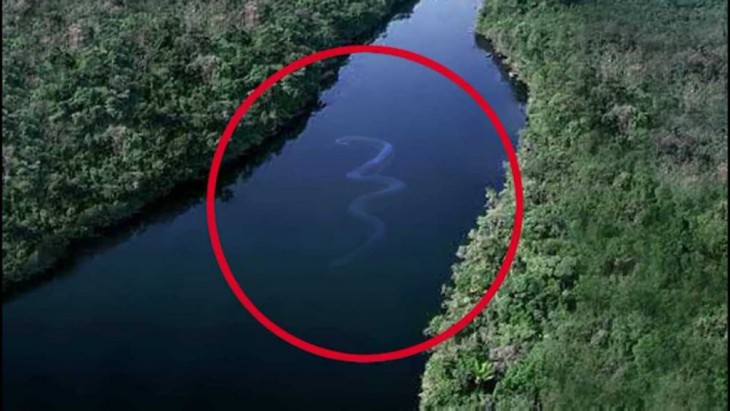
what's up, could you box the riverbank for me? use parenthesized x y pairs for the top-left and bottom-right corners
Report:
(4, 1), (528, 408)
(421, 0), (727, 408)
(2, 0), (411, 293)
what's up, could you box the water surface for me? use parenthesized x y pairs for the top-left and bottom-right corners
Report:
(2, 0), (525, 409)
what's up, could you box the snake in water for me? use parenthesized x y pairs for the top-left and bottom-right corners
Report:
(329, 136), (406, 268)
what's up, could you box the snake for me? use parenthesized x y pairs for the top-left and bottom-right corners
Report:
(329, 136), (406, 268)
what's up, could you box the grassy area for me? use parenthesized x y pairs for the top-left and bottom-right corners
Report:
(2, 0), (408, 291)
(421, 0), (727, 408)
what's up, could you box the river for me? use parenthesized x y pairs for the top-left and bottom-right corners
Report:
(2, 0), (524, 409)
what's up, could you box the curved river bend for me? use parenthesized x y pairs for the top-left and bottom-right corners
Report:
(3, 0), (524, 409)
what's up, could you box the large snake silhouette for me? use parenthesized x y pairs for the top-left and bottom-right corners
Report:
(329, 136), (406, 268)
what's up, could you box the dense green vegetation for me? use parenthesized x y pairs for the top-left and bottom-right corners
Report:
(421, 0), (727, 408)
(2, 0), (408, 290)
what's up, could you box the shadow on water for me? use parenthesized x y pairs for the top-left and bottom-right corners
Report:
(2, 115), (308, 303)
(2, 0), (420, 304)
(474, 33), (529, 104)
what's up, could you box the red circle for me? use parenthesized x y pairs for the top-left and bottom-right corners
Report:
(206, 45), (524, 363)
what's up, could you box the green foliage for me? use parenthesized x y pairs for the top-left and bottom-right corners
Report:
(421, 0), (727, 408)
(2, 0), (407, 290)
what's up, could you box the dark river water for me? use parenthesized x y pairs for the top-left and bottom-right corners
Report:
(2, 0), (524, 409)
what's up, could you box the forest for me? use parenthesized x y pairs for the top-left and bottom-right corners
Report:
(421, 0), (727, 408)
(2, 0), (407, 291)
(3, 0), (727, 407)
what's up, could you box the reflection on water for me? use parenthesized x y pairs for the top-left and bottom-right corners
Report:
(473, 33), (529, 103)
(2, 111), (309, 303)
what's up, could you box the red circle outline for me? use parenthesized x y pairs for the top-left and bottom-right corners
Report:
(206, 45), (524, 363)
